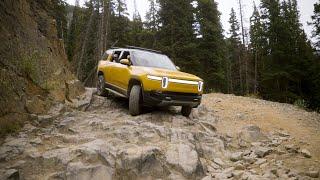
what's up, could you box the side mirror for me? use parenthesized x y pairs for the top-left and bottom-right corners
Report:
(176, 66), (181, 71)
(120, 59), (131, 66)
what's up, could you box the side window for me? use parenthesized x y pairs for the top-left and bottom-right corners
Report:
(111, 51), (121, 63)
(119, 51), (130, 60)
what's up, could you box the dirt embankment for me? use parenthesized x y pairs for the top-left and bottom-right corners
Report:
(0, 90), (319, 179)
(0, 0), (84, 136)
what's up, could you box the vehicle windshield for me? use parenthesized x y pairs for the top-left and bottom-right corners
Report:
(131, 50), (177, 70)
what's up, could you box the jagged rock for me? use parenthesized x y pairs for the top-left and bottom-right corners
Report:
(66, 80), (86, 100)
(66, 162), (113, 180)
(47, 171), (66, 180)
(212, 171), (233, 179)
(232, 170), (244, 179)
(305, 170), (319, 178)
(0, 169), (19, 180)
(165, 143), (203, 176)
(242, 155), (257, 164)
(213, 158), (225, 167)
(0, 138), (29, 161)
(167, 172), (187, 180)
(239, 125), (268, 143)
(230, 152), (243, 162)
(58, 117), (75, 128)
(274, 130), (291, 138)
(116, 145), (169, 178)
(42, 148), (74, 165)
(196, 135), (226, 160)
(25, 147), (41, 159)
(37, 115), (57, 126)
(234, 162), (245, 170)
(30, 137), (42, 145)
(300, 149), (312, 158)
(285, 144), (299, 153)
(21, 123), (37, 133)
(201, 175), (213, 180)
(255, 158), (267, 165)
(8, 160), (26, 169)
(254, 147), (272, 158)
(25, 95), (48, 114)
(66, 88), (95, 111)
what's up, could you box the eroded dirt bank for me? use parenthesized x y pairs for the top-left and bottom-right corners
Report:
(0, 90), (319, 179)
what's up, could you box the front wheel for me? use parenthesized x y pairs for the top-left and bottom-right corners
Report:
(129, 85), (142, 116)
(97, 75), (108, 97)
(181, 106), (192, 117)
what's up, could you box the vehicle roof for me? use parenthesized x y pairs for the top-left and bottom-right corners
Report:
(107, 47), (163, 54)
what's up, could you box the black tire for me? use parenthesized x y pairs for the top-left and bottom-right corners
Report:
(181, 106), (192, 117)
(129, 85), (142, 116)
(97, 75), (108, 97)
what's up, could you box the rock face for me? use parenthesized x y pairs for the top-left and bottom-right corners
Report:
(165, 143), (203, 176)
(0, 94), (319, 180)
(0, 0), (84, 131)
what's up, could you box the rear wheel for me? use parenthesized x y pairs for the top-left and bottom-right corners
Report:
(97, 75), (108, 97)
(129, 85), (142, 116)
(181, 106), (192, 117)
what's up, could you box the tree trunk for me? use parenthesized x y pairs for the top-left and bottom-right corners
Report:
(254, 49), (258, 94)
(239, 54), (243, 94)
(238, 0), (246, 46)
(77, 6), (95, 81)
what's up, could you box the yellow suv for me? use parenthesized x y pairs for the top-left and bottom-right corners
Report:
(97, 47), (204, 117)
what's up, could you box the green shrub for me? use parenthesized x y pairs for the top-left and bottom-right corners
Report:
(0, 118), (22, 138)
(294, 99), (309, 109)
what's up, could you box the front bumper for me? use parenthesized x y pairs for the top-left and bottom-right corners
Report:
(143, 91), (202, 107)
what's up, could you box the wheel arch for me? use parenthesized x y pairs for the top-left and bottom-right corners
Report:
(128, 78), (142, 97)
(98, 71), (104, 76)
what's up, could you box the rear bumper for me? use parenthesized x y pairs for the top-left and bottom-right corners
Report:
(143, 91), (202, 107)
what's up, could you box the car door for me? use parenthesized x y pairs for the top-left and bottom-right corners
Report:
(113, 51), (132, 91)
(106, 50), (121, 86)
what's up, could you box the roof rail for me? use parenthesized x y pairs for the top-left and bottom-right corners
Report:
(110, 47), (122, 49)
(125, 46), (162, 53)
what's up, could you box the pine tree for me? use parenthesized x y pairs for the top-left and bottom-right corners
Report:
(250, 3), (265, 94)
(145, 0), (159, 31)
(311, 0), (320, 48)
(51, 0), (68, 42)
(142, 0), (160, 48)
(197, 0), (227, 91)
(109, 0), (130, 47)
(67, 0), (81, 62)
(128, 0), (143, 46)
(158, 0), (198, 74)
(259, 0), (315, 103)
(228, 8), (242, 94)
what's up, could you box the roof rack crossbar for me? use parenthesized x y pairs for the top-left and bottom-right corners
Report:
(125, 46), (162, 53)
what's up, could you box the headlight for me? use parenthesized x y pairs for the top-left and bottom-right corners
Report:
(147, 75), (169, 89)
(162, 77), (169, 89)
(198, 81), (204, 92)
(147, 75), (162, 81)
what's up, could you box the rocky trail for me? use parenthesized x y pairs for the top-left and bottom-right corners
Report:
(0, 89), (319, 180)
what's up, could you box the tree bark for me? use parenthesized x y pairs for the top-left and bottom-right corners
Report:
(77, 6), (95, 81)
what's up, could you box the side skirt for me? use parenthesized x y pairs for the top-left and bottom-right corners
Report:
(105, 82), (128, 98)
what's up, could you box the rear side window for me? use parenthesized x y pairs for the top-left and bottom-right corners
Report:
(101, 52), (109, 60)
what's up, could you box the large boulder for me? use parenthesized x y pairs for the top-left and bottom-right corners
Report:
(66, 162), (113, 180)
(239, 125), (268, 143)
(115, 145), (169, 179)
(165, 143), (204, 177)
